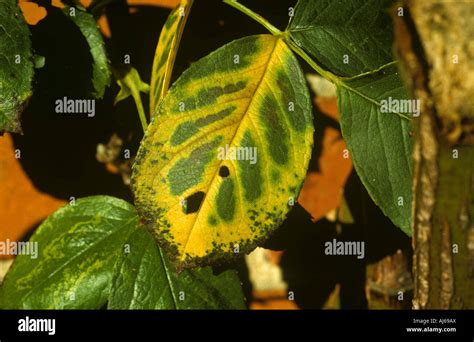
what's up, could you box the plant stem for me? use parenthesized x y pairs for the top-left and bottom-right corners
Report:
(223, 0), (341, 85)
(223, 0), (282, 36)
(285, 39), (340, 85)
(285, 40), (412, 120)
(132, 93), (148, 133)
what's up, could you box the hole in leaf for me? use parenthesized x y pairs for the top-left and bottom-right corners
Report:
(219, 166), (230, 178)
(185, 191), (205, 214)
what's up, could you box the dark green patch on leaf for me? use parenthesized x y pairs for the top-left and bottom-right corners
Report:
(260, 95), (289, 165)
(170, 106), (236, 146)
(238, 131), (263, 201)
(216, 178), (236, 222)
(168, 136), (223, 196)
(176, 81), (246, 112)
(175, 36), (261, 87)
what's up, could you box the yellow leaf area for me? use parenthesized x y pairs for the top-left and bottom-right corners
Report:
(133, 35), (314, 269)
(150, 0), (193, 115)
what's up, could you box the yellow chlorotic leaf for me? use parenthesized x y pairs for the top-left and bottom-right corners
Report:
(149, 0), (193, 116)
(132, 34), (314, 269)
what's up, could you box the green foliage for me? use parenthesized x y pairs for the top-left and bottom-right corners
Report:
(0, 0), (416, 309)
(0, 197), (245, 309)
(138, 0), (414, 253)
(0, 0), (34, 133)
(220, 0), (413, 234)
(62, 5), (111, 98)
(337, 65), (412, 233)
(283, 0), (413, 233)
(0, 196), (136, 309)
(287, 0), (395, 77)
(108, 228), (246, 309)
(113, 66), (150, 131)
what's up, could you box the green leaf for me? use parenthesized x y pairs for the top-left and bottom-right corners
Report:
(114, 66), (150, 104)
(0, 196), (246, 309)
(113, 66), (150, 132)
(0, 0), (34, 134)
(62, 5), (111, 98)
(132, 34), (314, 269)
(337, 64), (412, 234)
(283, 0), (414, 234)
(107, 228), (246, 309)
(0, 196), (140, 309)
(150, 0), (193, 115)
(287, 0), (395, 77)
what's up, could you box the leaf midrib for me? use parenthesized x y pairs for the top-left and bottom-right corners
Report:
(179, 36), (281, 262)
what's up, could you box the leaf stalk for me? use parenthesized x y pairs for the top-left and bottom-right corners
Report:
(223, 0), (282, 36)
